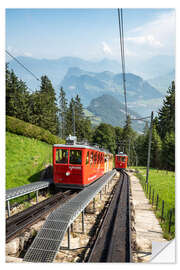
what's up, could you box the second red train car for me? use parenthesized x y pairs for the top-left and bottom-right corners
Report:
(115, 153), (128, 170)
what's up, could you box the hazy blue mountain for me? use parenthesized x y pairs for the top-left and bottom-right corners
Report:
(87, 94), (145, 133)
(7, 55), (170, 117)
(7, 54), (175, 90)
(7, 56), (122, 90)
(60, 67), (162, 108)
(147, 70), (175, 94)
(128, 55), (175, 79)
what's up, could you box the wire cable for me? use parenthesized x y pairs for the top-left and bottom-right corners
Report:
(6, 50), (40, 82)
(118, 8), (128, 121)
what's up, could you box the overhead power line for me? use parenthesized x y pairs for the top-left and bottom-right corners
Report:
(6, 50), (40, 82)
(118, 8), (128, 121)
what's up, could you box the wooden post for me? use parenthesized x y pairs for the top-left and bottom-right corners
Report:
(82, 210), (85, 234)
(7, 200), (11, 217)
(67, 227), (70, 249)
(156, 194), (159, 210)
(169, 209), (173, 233)
(36, 190), (38, 203)
(152, 190), (154, 205)
(161, 200), (164, 221)
(71, 223), (73, 233)
(93, 198), (96, 213)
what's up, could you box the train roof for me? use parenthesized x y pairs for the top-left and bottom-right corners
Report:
(115, 153), (128, 156)
(53, 144), (112, 154)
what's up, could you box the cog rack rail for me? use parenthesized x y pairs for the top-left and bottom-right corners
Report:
(23, 170), (116, 263)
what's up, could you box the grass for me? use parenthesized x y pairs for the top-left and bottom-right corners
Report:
(6, 131), (52, 190)
(131, 166), (175, 239)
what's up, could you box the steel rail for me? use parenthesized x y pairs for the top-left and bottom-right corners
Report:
(6, 190), (77, 242)
(87, 170), (131, 262)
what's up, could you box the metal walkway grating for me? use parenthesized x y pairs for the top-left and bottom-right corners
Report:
(6, 181), (50, 201)
(24, 170), (116, 263)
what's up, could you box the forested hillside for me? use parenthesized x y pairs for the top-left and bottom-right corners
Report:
(6, 65), (175, 171)
(135, 81), (175, 170)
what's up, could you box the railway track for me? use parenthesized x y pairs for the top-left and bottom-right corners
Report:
(87, 170), (131, 262)
(6, 190), (78, 242)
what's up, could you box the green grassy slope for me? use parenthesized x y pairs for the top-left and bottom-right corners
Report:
(6, 132), (52, 190)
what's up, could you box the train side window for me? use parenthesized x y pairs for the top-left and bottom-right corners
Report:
(56, 149), (68, 164)
(90, 152), (93, 166)
(98, 153), (100, 164)
(94, 152), (97, 165)
(70, 150), (82, 164)
(86, 151), (89, 165)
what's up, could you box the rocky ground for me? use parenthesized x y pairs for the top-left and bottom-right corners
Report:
(6, 170), (167, 263)
(6, 173), (120, 263)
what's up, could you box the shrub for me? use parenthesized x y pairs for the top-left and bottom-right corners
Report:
(6, 116), (65, 145)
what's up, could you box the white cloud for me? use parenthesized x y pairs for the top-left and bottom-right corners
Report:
(101, 41), (113, 55)
(125, 10), (175, 58)
(23, 52), (32, 57)
(6, 46), (33, 58)
(126, 35), (163, 48)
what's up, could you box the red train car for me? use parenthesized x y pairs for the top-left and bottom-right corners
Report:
(115, 153), (128, 170)
(53, 136), (106, 189)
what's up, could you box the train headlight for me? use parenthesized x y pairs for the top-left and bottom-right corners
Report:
(66, 171), (70, 176)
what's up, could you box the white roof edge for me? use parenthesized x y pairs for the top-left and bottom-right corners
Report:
(116, 154), (128, 156)
(53, 144), (111, 153)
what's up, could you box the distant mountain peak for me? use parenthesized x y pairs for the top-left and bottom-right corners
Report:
(87, 94), (144, 132)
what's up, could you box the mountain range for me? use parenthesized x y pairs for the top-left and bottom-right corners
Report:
(7, 55), (175, 90)
(60, 67), (163, 115)
(86, 94), (145, 133)
(7, 55), (175, 130)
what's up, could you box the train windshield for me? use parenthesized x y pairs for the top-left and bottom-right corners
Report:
(70, 150), (82, 164)
(56, 149), (68, 164)
(122, 157), (126, 162)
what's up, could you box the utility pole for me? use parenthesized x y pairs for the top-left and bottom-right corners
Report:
(146, 111), (154, 184)
(128, 138), (131, 166)
(73, 103), (75, 136)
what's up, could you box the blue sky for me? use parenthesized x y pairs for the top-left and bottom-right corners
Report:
(6, 8), (175, 61)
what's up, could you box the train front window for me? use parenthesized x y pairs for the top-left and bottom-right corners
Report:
(70, 150), (82, 164)
(56, 149), (68, 164)
(122, 157), (126, 162)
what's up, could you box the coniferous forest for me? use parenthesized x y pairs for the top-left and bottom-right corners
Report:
(6, 64), (175, 171)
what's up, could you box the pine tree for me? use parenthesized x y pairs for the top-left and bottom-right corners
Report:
(6, 65), (30, 121)
(157, 81), (175, 139)
(65, 98), (75, 137)
(65, 95), (92, 141)
(37, 75), (59, 135)
(122, 115), (137, 164)
(92, 123), (116, 154)
(161, 132), (175, 170)
(58, 87), (68, 139)
(150, 125), (162, 168)
(114, 126), (123, 153)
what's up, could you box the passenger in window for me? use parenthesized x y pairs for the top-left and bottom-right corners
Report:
(60, 150), (68, 163)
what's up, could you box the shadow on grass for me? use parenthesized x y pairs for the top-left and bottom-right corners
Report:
(28, 165), (53, 183)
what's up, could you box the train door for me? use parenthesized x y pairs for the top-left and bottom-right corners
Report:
(53, 147), (69, 184)
(68, 149), (83, 185)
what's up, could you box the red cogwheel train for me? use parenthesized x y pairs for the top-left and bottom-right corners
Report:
(115, 153), (128, 170)
(53, 135), (114, 189)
